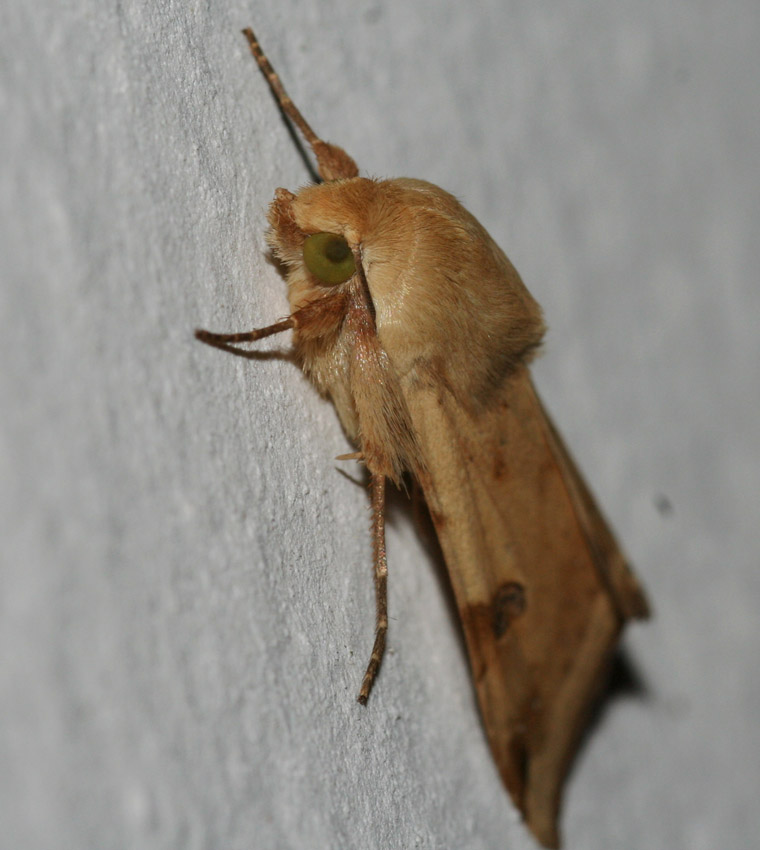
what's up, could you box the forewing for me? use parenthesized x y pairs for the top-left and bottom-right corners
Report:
(404, 367), (646, 848)
(533, 393), (650, 621)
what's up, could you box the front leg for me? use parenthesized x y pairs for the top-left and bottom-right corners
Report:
(358, 472), (388, 705)
(195, 317), (295, 349)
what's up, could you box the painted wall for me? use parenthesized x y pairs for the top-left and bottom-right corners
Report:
(2, 1), (759, 848)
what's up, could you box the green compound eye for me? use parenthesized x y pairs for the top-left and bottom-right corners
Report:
(302, 232), (356, 285)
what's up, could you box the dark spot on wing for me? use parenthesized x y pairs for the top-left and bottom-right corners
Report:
(492, 452), (507, 480)
(492, 581), (526, 638)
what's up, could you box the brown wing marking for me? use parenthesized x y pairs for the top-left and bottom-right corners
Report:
(405, 367), (643, 848)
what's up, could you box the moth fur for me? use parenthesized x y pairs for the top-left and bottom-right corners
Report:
(196, 28), (649, 849)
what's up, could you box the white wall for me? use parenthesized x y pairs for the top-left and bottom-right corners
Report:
(2, 1), (759, 848)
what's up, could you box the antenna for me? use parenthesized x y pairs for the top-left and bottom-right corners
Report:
(242, 28), (359, 181)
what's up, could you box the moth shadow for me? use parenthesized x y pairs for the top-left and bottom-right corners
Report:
(267, 100), (320, 184)
(580, 647), (650, 747)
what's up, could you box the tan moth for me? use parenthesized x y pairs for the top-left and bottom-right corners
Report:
(196, 28), (649, 848)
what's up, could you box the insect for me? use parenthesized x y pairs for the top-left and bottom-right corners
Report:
(196, 28), (650, 849)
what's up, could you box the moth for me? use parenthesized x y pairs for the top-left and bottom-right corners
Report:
(196, 28), (650, 849)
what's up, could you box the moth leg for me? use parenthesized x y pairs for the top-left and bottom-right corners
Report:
(335, 451), (364, 462)
(358, 472), (388, 705)
(195, 317), (294, 347)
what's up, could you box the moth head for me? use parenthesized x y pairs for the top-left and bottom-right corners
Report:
(266, 179), (380, 310)
(267, 177), (546, 408)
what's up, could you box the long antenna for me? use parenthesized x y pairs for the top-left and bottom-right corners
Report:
(242, 28), (359, 182)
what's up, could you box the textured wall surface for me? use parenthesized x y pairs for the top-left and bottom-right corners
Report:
(2, 1), (759, 849)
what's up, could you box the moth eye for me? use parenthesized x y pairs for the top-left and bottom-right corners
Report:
(302, 232), (356, 285)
